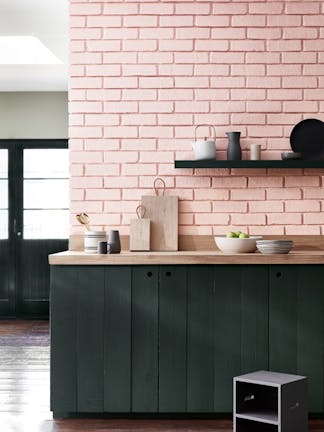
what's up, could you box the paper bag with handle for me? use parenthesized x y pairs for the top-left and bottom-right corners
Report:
(130, 205), (150, 251)
(141, 178), (178, 251)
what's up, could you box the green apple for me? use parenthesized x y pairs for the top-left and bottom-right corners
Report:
(235, 231), (242, 237)
(226, 232), (236, 238)
(239, 232), (249, 238)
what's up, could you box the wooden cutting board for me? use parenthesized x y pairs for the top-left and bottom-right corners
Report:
(141, 195), (178, 251)
(142, 187), (178, 251)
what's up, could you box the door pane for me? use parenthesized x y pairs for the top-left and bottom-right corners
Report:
(0, 210), (8, 239)
(24, 149), (69, 178)
(0, 150), (8, 178)
(0, 180), (8, 209)
(24, 179), (69, 209)
(24, 209), (69, 239)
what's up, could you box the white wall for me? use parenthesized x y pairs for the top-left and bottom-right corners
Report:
(0, 92), (68, 138)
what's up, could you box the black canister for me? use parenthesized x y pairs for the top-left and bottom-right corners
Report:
(108, 230), (121, 254)
(226, 131), (242, 160)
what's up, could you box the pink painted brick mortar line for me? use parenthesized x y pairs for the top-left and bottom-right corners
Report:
(69, 0), (324, 236)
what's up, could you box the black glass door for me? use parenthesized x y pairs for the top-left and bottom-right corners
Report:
(0, 140), (69, 318)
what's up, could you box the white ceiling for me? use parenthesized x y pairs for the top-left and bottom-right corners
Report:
(0, 0), (68, 91)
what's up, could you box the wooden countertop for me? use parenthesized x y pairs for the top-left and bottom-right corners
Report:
(49, 249), (324, 265)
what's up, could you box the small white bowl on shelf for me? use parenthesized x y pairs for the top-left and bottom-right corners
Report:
(215, 236), (263, 254)
(256, 240), (293, 254)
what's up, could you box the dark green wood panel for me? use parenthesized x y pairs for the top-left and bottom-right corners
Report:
(50, 266), (77, 412)
(0, 239), (14, 317)
(104, 266), (132, 412)
(214, 265), (268, 412)
(132, 266), (159, 412)
(159, 266), (187, 412)
(18, 239), (68, 317)
(269, 265), (324, 413)
(77, 266), (104, 412)
(187, 266), (214, 412)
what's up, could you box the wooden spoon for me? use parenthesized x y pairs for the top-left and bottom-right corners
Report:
(76, 213), (91, 231)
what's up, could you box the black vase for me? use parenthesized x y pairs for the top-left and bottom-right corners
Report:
(108, 230), (121, 254)
(226, 131), (242, 161)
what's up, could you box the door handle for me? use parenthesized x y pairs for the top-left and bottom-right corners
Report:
(13, 219), (22, 237)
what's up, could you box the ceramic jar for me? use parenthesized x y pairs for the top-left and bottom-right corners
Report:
(84, 231), (107, 254)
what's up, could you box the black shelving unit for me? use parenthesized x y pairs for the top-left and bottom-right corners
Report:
(174, 160), (324, 169)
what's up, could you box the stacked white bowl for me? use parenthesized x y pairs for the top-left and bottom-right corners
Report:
(256, 240), (293, 254)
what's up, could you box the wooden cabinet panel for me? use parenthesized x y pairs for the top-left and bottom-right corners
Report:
(269, 265), (324, 413)
(104, 266), (132, 412)
(76, 266), (104, 412)
(214, 265), (268, 412)
(50, 265), (77, 413)
(159, 266), (187, 412)
(131, 266), (159, 412)
(187, 266), (215, 412)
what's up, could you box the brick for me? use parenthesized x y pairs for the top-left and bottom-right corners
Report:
(231, 64), (265, 76)
(103, 3), (138, 14)
(213, 3), (247, 14)
(70, 28), (101, 39)
(285, 176), (320, 187)
(86, 65), (120, 76)
(266, 188), (302, 200)
(286, 2), (320, 14)
(175, 52), (209, 64)
(246, 53), (280, 64)
(104, 77), (138, 89)
(71, 177), (103, 189)
(268, 213), (302, 225)
(304, 89), (324, 100)
(247, 101), (281, 113)
(70, 52), (102, 64)
(231, 40), (265, 51)
(160, 39), (193, 51)
(69, 126), (102, 138)
(304, 188), (324, 199)
(247, 28), (282, 39)
(175, 76), (209, 88)
(87, 16), (122, 27)
(231, 214), (266, 225)
(286, 225), (321, 235)
(195, 213), (230, 225)
(139, 102), (173, 113)
(196, 40), (229, 51)
(103, 28), (138, 39)
(70, 201), (103, 213)
(123, 64), (157, 76)
(104, 177), (138, 188)
(139, 126), (173, 138)
(304, 40), (324, 51)
(283, 27), (318, 39)
(159, 64), (194, 76)
(211, 77), (245, 88)
(159, 89), (193, 100)
(303, 15), (324, 26)
(212, 28), (246, 39)
(194, 189), (229, 200)
(85, 163), (120, 176)
(139, 151), (173, 163)
(140, 3), (174, 14)
(176, 28), (210, 39)
(248, 176), (283, 188)
(121, 114), (156, 125)
(123, 89), (157, 101)
(246, 77), (281, 88)
(103, 102), (137, 113)
(211, 101), (245, 113)
(282, 52), (316, 63)
(268, 15), (302, 27)
(268, 89), (302, 100)
(231, 89), (265, 100)
(303, 214), (324, 224)
(286, 200), (320, 212)
(268, 40), (302, 52)
(232, 15), (266, 27)
(104, 126), (137, 138)
(267, 64), (302, 76)
(87, 89), (121, 101)
(196, 89), (229, 100)
(140, 28), (174, 39)
(122, 139), (156, 151)
(250, 201), (284, 213)
(123, 39), (157, 51)
(139, 77), (174, 88)
(124, 15), (158, 27)
(86, 189), (121, 201)
(103, 52), (137, 64)
(304, 65), (324, 76)
(195, 15), (230, 27)
(85, 114), (119, 126)
(87, 40), (120, 52)
(249, 3), (284, 14)
(158, 114), (193, 125)
(84, 139), (120, 151)
(231, 189), (265, 200)
(251, 226), (285, 235)
(212, 201), (248, 213)
(210, 52), (245, 64)
(160, 15), (193, 27)
(104, 152), (138, 163)
(122, 163), (157, 176)
(70, 16), (86, 27)
(175, 101), (209, 113)
(283, 101), (318, 113)
(195, 64), (229, 76)
(231, 114), (265, 125)
(71, 41), (85, 52)
(283, 77), (318, 89)
(180, 201), (212, 213)
(212, 177), (247, 188)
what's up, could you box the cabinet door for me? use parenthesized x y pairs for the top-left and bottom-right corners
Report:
(187, 266), (215, 412)
(159, 266), (187, 412)
(132, 266), (159, 412)
(50, 265), (77, 414)
(269, 265), (324, 413)
(104, 266), (132, 412)
(214, 265), (269, 412)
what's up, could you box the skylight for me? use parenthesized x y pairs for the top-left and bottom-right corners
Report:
(0, 36), (63, 65)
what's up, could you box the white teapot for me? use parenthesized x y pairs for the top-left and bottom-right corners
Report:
(191, 124), (216, 160)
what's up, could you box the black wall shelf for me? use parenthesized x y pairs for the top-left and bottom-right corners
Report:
(175, 160), (324, 169)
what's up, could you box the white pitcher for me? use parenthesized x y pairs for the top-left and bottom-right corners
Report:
(191, 124), (216, 160)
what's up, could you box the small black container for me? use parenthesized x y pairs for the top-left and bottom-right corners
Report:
(226, 131), (242, 161)
(97, 241), (107, 254)
(108, 230), (121, 254)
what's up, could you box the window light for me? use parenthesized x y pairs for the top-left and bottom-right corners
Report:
(0, 36), (63, 64)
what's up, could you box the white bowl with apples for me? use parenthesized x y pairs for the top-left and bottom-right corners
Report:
(215, 232), (263, 253)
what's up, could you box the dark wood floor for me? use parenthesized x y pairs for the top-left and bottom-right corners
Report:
(0, 320), (323, 431)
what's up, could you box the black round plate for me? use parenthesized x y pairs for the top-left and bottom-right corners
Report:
(290, 118), (324, 159)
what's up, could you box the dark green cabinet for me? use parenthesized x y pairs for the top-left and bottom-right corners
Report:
(50, 263), (324, 417)
(269, 265), (324, 413)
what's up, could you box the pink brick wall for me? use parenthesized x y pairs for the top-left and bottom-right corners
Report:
(69, 1), (324, 236)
